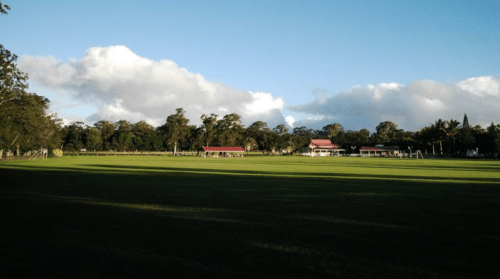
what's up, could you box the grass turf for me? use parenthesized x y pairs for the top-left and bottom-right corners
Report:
(1, 156), (500, 278)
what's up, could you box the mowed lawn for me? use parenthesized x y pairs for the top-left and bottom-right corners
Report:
(1, 156), (500, 278)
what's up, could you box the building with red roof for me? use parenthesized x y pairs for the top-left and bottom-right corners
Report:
(304, 139), (345, 155)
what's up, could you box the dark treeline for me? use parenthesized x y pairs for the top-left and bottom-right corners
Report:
(57, 109), (500, 157)
(2, 41), (500, 157)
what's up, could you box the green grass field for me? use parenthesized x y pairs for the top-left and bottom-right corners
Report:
(1, 156), (500, 278)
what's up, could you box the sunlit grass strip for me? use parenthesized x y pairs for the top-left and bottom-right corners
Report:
(4, 163), (498, 185)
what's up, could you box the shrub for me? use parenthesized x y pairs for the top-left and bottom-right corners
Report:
(52, 149), (63, 157)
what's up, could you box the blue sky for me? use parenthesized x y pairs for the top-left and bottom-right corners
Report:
(3, 0), (500, 130)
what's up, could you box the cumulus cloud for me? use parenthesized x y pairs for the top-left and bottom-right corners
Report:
(19, 45), (286, 127)
(290, 77), (500, 131)
(285, 116), (295, 128)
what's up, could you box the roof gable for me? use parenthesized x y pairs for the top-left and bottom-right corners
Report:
(309, 139), (339, 149)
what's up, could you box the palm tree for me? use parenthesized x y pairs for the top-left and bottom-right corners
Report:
(416, 127), (434, 155)
(283, 140), (295, 154)
(244, 137), (257, 155)
(445, 119), (460, 154)
(432, 119), (447, 154)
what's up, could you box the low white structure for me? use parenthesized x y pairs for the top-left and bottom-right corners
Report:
(359, 146), (400, 157)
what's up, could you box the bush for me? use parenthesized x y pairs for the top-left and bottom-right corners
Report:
(52, 149), (63, 157)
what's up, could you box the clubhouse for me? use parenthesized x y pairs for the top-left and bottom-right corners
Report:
(303, 139), (346, 156)
(359, 146), (400, 157)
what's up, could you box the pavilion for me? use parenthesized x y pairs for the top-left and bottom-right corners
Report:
(202, 147), (245, 157)
(304, 139), (345, 156)
(359, 146), (400, 157)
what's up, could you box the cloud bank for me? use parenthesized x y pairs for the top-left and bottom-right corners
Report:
(19, 46), (286, 127)
(290, 77), (500, 131)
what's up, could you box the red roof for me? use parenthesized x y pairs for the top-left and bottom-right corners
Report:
(309, 139), (339, 149)
(203, 147), (245, 152)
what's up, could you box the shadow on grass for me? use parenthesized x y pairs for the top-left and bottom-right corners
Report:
(87, 164), (500, 183)
(1, 166), (500, 279)
(247, 160), (500, 173)
(5, 163), (500, 184)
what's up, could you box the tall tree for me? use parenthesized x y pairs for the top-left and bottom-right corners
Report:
(459, 114), (475, 152)
(462, 114), (470, 129)
(216, 113), (244, 146)
(273, 124), (289, 136)
(445, 119), (461, 154)
(200, 113), (218, 146)
(322, 123), (343, 141)
(113, 120), (133, 151)
(161, 108), (190, 155)
(432, 119), (447, 154)
(486, 123), (500, 157)
(416, 126), (435, 155)
(63, 122), (86, 151)
(0, 45), (28, 108)
(245, 121), (270, 150)
(132, 120), (155, 151)
(375, 121), (398, 144)
(84, 127), (101, 151)
(94, 120), (115, 150)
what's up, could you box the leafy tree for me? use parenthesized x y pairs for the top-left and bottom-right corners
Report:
(445, 119), (461, 154)
(188, 125), (204, 151)
(272, 124), (289, 149)
(112, 120), (133, 151)
(63, 122), (85, 151)
(431, 119), (447, 154)
(415, 126), (434, 154)
(486, 123), (500, 157)
(259, 131), (281, 154)
(146, 129), (163, 151)
(243, 137), (257, 154)
(216, 113), (244, 146)
(282, 137), (296, 153)
(84, 127), (101, 151)
(94, 120), (115, 150)
(0, 45), (27, 108)
(273, 124), (289, 136)
(161, 108), (190, 154)
(322, 123), (343, 141)
(1, 92), (62, 153)
(132, 120), (155, 151)
(375, 121), (398, 144)
(292, 126), (314, 149)
(200, 113), (218, 146)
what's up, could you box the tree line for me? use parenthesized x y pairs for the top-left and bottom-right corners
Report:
(52, 111), (500, 157)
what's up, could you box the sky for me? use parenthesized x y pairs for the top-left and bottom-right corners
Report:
(2, 0), (500, 131)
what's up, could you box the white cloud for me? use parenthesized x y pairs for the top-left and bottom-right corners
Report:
(245, 92), (284, 115)
(285, 116), (295, 128)
(19, 45), (287, 127)
(458, 76), (500, 96)
(290, 76), (500, 130)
